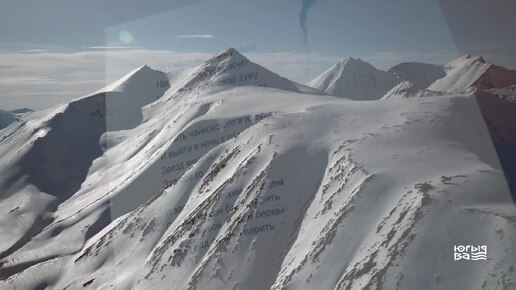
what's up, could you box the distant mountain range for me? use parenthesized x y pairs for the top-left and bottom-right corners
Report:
(308, 54), (516, 101)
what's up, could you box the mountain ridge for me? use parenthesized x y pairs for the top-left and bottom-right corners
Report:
(306, 57), (400, 100)
(309, 53), (516, 101)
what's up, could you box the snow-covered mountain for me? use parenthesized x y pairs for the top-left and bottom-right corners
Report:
(312, 54), (516, 102)
(381, 55), (516, 101)
(429, 55), (516, 93)
(307, 57), (400, 100)
(0, 110), (17, 130)
(0, 49), (515, 290)
(168, 48), (322, 97)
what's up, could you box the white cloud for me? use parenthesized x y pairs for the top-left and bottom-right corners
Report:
(174, 34), (214, 39)
(88, 46), (142, 50)
(19, 49), (52, 53)
(0, 76), (57, 85)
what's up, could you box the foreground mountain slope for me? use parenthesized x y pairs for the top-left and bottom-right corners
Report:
(0, 49), (515, 290)
(0, 64), (169, 268)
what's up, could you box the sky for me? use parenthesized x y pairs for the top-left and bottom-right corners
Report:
(1, 0), (515, 110)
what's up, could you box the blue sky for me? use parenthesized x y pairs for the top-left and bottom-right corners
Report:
(1, 0), (515, 110)
(105, 0), (456, 57)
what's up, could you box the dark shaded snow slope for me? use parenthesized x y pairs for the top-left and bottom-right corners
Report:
(388, 62), (445, 89)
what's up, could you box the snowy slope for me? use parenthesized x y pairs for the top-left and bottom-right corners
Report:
(307, 57), (400, 100)
(428, 55), (489, 92)
(0, 110), (17, 130)
(381, 81), (448, 99)
(0, 49), (515, 290)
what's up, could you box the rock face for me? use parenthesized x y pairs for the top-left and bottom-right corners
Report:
(0, 49), (514, 290)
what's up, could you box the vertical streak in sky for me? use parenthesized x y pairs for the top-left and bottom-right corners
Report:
(299, 0), (316, 52)
(299, 0), (316, 82)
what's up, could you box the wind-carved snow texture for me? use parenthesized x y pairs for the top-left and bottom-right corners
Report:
(0, 48), (515, 290)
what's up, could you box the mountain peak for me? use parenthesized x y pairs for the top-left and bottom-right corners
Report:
(454, 54), (486, 63)
(460, 54), (471, 60)
(460, 54), (486, 64)
(445, 54), (487, 70)
(473, 56), (486, 63)
(339, 57), (371, 69)
(429, 54), (508, 92)
(307, 57), (400, 100)
(174, 48), (322, 95)
(99, 64), (167, 93)
(208, 48), (246, 64)
(342, 56), (358, 63)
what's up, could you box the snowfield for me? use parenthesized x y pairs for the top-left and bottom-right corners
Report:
(0, 48), (515, 290)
